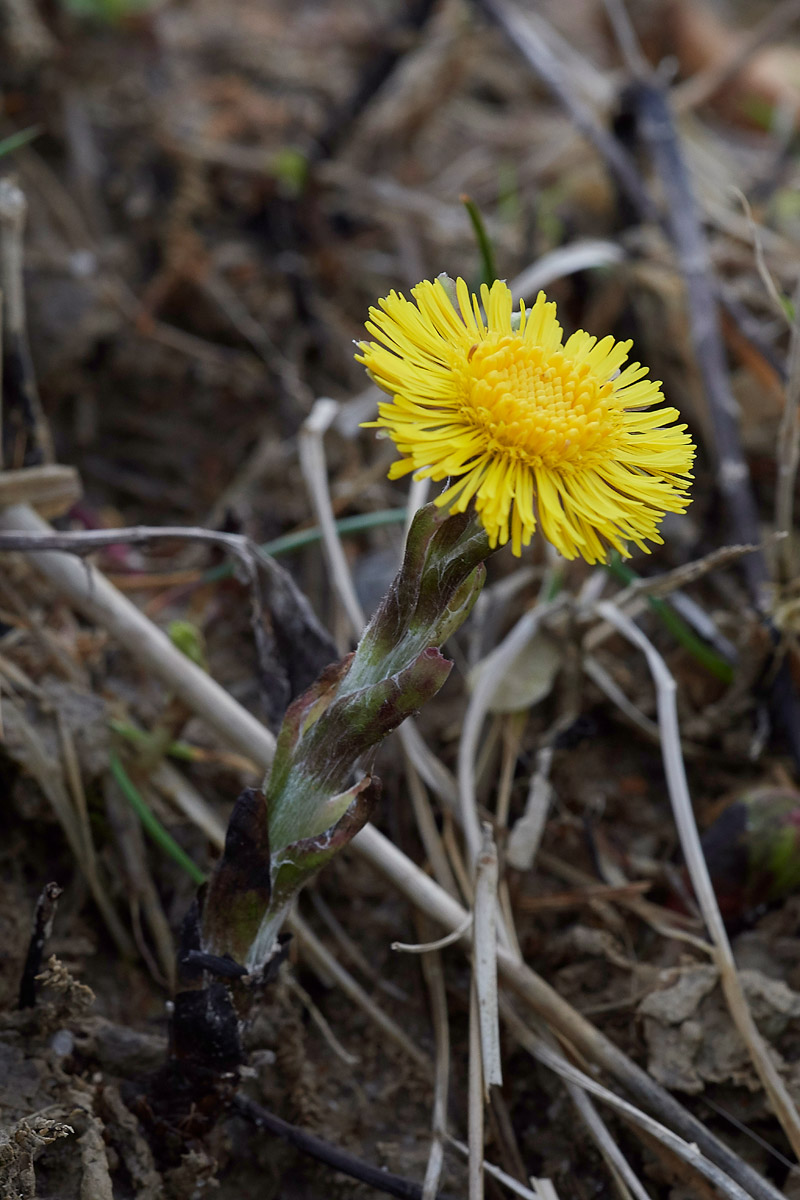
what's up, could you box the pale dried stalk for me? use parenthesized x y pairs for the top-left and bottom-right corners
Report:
(0, 504), (278, 769)
(446, 1136), (540, 1199)
(473, 824), (502, 1090)
(530, 1181), (560, 1200)
(392, 917), (472, 954)
(595, 600), (800, 1161)
(420, 943), (450, 1200)
(459, 599), (565, 865)
(468, 981), (484, 1200)
(283, 970), (359, 1067)
(510, 241), (624, 303)
(355, 824), (783, 1200)
(299, 397), (365, 639)
(289, 911), (429, 1071)
(0, 501), (784, 1200)
(502, 1004), (754, 1200)
(562, 1074), (653, 1200)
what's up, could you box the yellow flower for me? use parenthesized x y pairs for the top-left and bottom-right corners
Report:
(357, 276), (695, 563)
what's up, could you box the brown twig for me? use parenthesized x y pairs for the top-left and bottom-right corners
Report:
(18, 881), (62, 1008)
(2, 505), (783, 1200)
(232, 1094), (455, 1199)
(625, 78), (800, 766)
(627, 82), (767, 597)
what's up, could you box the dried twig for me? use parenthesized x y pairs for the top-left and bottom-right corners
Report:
(1, 506), (783, 1200)
(596, 600), (800, 1161)
(502, 1005), (756, 1200)
(419, 936), (451, 1200)
(468, 980), (485, 1200)
(629, 82), (767, 601)
(289, 911), (429, 1071)
(233, 1093), (454, 1200)
(392, 919), (473, 955)
(510, 241), (624, 302)
(355, 825), (784, 1200)
(473, 825), (502, 1091)
(18, 881), (62, 1008)
(0, 503), (278, 768)
(458, 599), (565, 866)
(299, 397), (365, 642)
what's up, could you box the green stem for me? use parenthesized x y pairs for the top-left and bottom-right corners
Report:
(0, 126), (42, 158)
(606, 555), (735, 684)
(203, 506), (408, 583)
(461, 194), (498, 287)
(109, 719), (197, 761)
(109, 750), (206, 885)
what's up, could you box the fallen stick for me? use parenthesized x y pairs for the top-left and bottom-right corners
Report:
(0, 498), (784, 1200)
(0, 502), (277, 771)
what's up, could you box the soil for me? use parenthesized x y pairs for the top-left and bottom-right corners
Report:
(2, 0), (800, 1197)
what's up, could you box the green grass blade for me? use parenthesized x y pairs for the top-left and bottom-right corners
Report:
(109, 750), (206, 885)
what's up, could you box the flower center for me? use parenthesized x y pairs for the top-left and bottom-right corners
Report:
(458, 335), (621, 469)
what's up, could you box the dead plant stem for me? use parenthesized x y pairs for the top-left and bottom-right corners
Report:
(0, 499), (785, 1200)
(595, 600), (800, 1162)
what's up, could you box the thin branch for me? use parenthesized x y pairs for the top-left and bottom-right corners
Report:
(0, 503), (277, 769)
(458, 598), (565, 866)
(501, 1005), (757, 1200)
(775, 281), (800, 580)
(354, 824), (785, 1200)
(18, 881), (62, 1008)
(3, 502), (783, 1200)
(473, 825), (502, 1090)
(468, 980), (485, 1200)
(629, 82), (767, 600)
(419, 938), (451, 1200)
(596, 600), (800, 1161)
(299, 397), (365, 642)
(233, 1093), (454, 1200)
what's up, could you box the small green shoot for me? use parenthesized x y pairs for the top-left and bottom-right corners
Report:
(0, 127), (43, 159)
(461, 193), (498, 287)
(606, 553), (735, 684)
(109, 750), (206, 885)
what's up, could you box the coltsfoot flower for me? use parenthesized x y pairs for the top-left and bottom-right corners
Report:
(358, 276), (695, 563)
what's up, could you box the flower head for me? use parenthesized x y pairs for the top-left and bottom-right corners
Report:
(357, 277), (695, 563)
